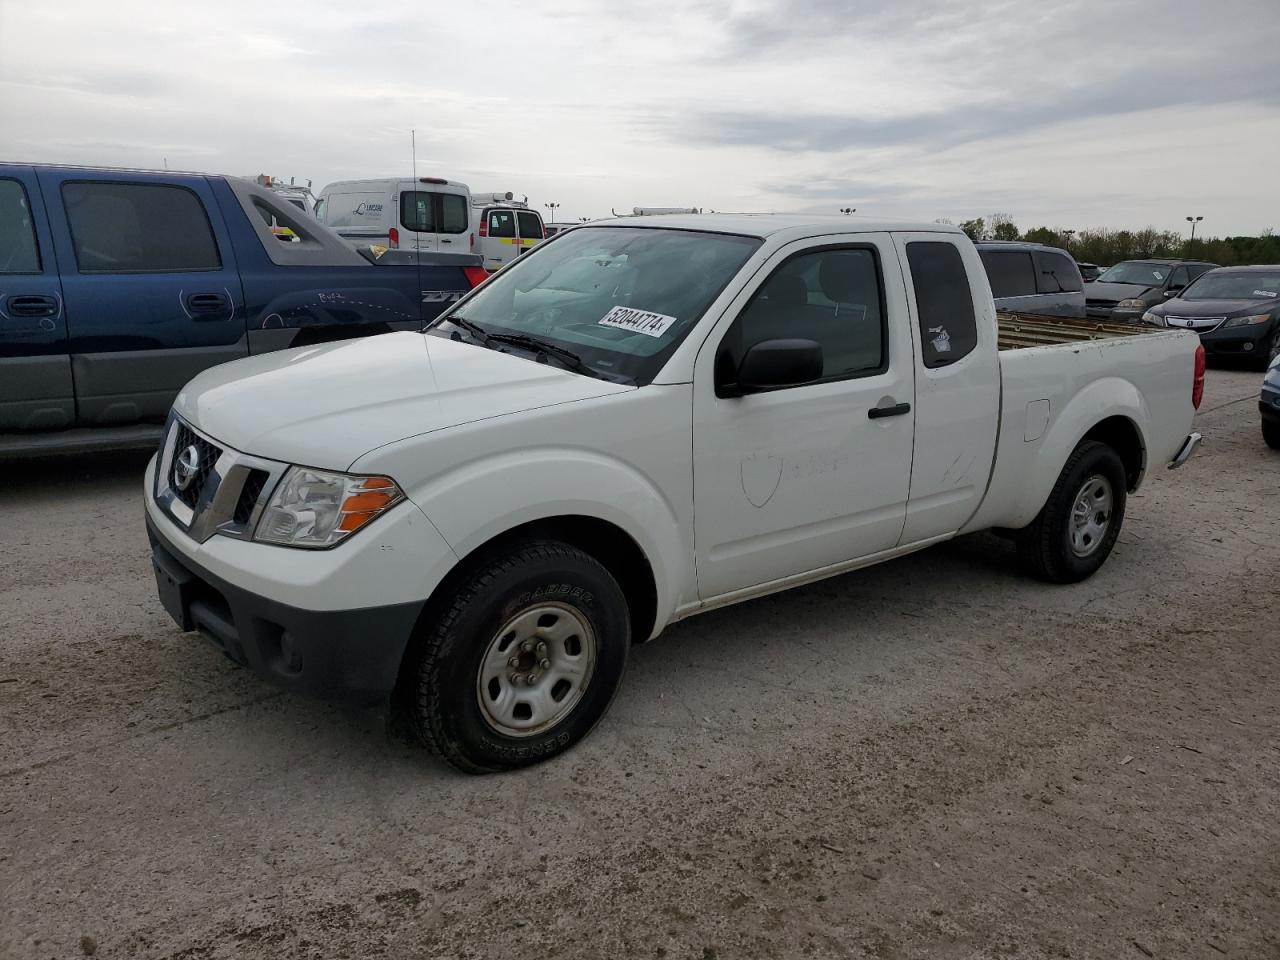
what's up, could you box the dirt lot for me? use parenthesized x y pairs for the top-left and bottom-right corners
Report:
(1, 368), (1277, 960)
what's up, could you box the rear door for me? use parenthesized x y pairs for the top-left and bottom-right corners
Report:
(516, 210), (545, 259)
(436, 189), (470, 255)
(0, 167), (73, 432)
(479, 208), (518, 271)
(894, 233), (1000, 543)
(397, 187), (439, 252)
(39, 170), (247, 426)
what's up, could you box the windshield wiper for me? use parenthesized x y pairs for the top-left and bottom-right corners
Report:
(437, 314), (490, 344)
(485, 333), (595, 377)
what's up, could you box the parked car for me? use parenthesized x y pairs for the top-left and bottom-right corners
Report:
(144, 214), (1203, 772)
(1077, 262), (1103, 282)
(471, 192), (546, 272)
(1140, 265), (1280, 368)
(975, 240), (1085, 318)
(1084, 259), (1218, 321)
(315, 177), (472, 254)
(1261, 355), (1280, 449)
(0, 164), (485, 457)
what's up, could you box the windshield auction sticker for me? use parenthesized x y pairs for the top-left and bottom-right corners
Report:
(598, 305), (678, 338)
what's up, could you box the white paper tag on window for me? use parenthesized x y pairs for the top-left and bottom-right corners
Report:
(597, 305), (678, 338)
(1254, 290), (1277, 298)
(928, 325), (952, 353)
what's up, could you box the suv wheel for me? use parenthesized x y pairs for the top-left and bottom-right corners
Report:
(405, 540), (630, 773)
(1017, 441), (1127, 583)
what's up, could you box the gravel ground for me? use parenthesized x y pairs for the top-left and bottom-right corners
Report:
(1, 368), (1277, 960)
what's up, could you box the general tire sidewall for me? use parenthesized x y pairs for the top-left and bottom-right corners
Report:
(1053, 446), (1127, 580)
(426, 549), (629, 770)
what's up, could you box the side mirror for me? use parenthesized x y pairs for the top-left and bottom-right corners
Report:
(719, 338), (823, 396)
(1164, 287), (1183, 298)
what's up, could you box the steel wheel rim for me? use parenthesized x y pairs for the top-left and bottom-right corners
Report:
(1069, 474), (1114, 558)
(476, 602), (597, 738)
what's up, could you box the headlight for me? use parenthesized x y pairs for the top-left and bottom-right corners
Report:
(1117, 298), (1148, 309)
(254, 467), (405, 548)
(1140, 310), (1162, 325)
(1222, 313), (1271, 328)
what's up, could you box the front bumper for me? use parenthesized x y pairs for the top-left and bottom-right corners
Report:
(1261, 383), (1280, 425)
(148, 516), (423, 704)
(1200, 320), (1275, 357)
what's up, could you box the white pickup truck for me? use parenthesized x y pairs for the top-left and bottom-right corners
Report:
(144, 215), (1204, 772)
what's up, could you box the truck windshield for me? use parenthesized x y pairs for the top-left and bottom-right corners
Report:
(1180, 272), (1280, 301)
(429, 226), (761, 384)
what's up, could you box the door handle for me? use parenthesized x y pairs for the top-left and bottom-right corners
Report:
(7, 294), (58, 318)
(186, 292), (230, 318)
(868, 401), (911, 419)
(441, 238), (454, 244)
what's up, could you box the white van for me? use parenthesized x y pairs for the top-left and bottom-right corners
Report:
(315, 177), (472, 253)
(471, 192), (545, 272)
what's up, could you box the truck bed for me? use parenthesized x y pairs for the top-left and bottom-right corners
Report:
(997, 312), (1156, 350)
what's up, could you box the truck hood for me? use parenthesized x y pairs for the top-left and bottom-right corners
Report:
(174, 331), (633, 469)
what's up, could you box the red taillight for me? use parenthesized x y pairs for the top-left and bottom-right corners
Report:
(478, 218), (488, 238)
(462, 265), (488, 288)
(1192, 343), (1205, 410)
(388, 226), (399, 249)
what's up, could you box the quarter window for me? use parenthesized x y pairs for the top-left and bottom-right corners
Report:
(720, 247), (887, 386)
(979, 249), (1037, 298)
(0, 178), (41, 274)
(907, 241), (978, 368)
(1033, 251), (1083, 293)
(62, 182), (220, 273)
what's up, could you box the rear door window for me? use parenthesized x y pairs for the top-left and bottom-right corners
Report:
(61, 181), (220, 273)
(486, 209), (516, 238)
(0, 178), (41, 274)
(1033, 251), (1083, 293)
(516, 211), (544, 240)
(400, 190), (437, 233)
(907, 241), (978, 368)
(439, 193), (468, 234)
(979, 249), (1037, 298)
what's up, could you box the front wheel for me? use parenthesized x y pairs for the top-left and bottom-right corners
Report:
(1016, 441), (1127, 583)
(405, 540), (630, 773)
(1263, 418), (1280, 451)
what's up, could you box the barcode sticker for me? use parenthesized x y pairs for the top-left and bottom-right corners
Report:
(597, 305), (678, 338)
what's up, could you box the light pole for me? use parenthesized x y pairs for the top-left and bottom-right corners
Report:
(545, 202), (560, 223)
(839, 207), (856, 216)
(1185, 215), (1203, 254)
(1061, 228), (1075, 251)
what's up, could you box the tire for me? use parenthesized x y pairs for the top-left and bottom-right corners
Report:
(1263, 419), (1280, 451)
(405, 540), (630, 773)
(1268, 328), (1280, 368)
(1016, 441), (1127, 584)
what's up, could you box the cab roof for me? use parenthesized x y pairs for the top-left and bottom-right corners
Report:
(586, 213), (965, 241)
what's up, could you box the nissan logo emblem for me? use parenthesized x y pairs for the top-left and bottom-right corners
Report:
(173, 445), (201, 492)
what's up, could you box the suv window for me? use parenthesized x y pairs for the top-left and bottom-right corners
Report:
(486, 209), (516, 238)
(440, 194), (468, 234)
(979, 249), (1036, 298)
(400, 190), (437, 233)
(62, 182), (220, 273)
(1034, 251), (1084, 293)
(0, 178), (41, 274)
(516, 211), (543, 240)
(1168, 265), (1190, 290)
(722, 246), (886, 385)
(907, 241), (978, 368)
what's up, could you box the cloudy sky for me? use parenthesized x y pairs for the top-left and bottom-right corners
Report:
(2, 0), (1278, 235)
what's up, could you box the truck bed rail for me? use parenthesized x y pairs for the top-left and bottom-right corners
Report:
(997, 313), (1155, 351)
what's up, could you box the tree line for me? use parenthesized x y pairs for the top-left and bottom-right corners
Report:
(942, 214), (1280, 267)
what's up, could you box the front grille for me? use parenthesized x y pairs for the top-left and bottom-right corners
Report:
(233, 469), (270, 525)
(170, 423), (222, 509)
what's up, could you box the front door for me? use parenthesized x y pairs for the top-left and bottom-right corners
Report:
(692, 235), (917, 601)
(0, 167), (72, 432)
(39, 170), (247, 426)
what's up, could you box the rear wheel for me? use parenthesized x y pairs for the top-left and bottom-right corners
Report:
(405, 540), (630, 773)
(1017, 441), (1127, 583)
